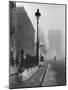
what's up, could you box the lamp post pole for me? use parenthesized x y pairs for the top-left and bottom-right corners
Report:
(35, 9), (41, 65)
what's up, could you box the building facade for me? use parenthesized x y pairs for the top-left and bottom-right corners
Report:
(48, 30), (63, 60)
(10, 7), (35, 58)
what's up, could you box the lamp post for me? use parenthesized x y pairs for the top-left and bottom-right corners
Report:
(35, 9), (41, 65)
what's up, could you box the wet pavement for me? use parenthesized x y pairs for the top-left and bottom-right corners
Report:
(9, 59), (66, 89)
(9, 63), (48, 89)
(42, 59), (66, 86)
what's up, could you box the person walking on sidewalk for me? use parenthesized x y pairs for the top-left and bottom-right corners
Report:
(18, 49), (25, 73)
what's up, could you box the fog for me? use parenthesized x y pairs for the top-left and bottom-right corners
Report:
(16, 2), (65, 60)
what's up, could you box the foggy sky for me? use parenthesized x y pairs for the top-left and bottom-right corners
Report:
(16, 2), (65, 59)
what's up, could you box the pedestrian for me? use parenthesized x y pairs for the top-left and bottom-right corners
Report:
(54, 56), (56, 61)
(12, 46), (16, 66)
(18, 49), (26, 73)
(16, 55), (19, 66)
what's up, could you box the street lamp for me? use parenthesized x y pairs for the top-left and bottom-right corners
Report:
(35, 9), (41, 65)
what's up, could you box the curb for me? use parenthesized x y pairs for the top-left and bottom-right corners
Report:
(40, 64), (48, 86)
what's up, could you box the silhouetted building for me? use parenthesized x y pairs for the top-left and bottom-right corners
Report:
(48, 30), (62, 59)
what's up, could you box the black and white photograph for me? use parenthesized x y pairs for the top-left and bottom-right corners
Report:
(9, 1), (66, 89)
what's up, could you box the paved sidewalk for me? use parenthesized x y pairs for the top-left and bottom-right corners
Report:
(42, 64), (57, 86)
(18, 66), (38, 81)
(10, 63), (48, 89)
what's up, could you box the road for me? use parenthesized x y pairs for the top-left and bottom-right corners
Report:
(9, 59), (66, 89)
(42, 59), (66, 86)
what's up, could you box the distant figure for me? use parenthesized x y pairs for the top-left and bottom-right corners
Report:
(12, 46), (16, 65)
(21, 49), (24, 64)
(40, 56), (44, 62)
(16, 55), (18, 66)
(18, 49), (25, 73)
(54, 56), (56, 61)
